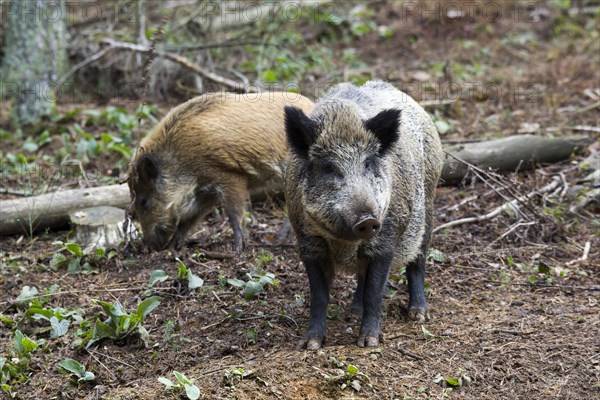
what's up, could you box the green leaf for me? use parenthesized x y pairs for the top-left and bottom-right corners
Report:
(173, 371), (191, 385)
(58, 359), (86, 376)
(0, 314), (15, 328)
(67, 258), (82, 274)
(244, 281), (263, 300)
(81, 371), (95, 381)
(148, 270), (169, 287)
(227, 278), (246, 287)
(158, 377), (179, 389)
(444, 377), (461, 387)
(176, 258), (189, 279)
(184, 383), (201, 400)
(50, 316), (70, 338)
(187, 271), (204, 290)
(347, 365), (359, 376)
(428, 248), (445, 263)
(434, 119), (452, 135)
(108, 142), (133, 159)
(421, 325), (437, 340)
(49, 253), (68, 269)
(22, 140), (39, 153)
(138, 325), (150, 347)
(137, 296), (161, 321)
(64, 243), (84, 257)
(29, 308), (53, 321)
(538, 262), (550, 275)
(88, 319), (116, 346)
(261, 70), (277, 83)
(14, 330), (38, 355)
(258, 275), (274, 286)
(94, 300), (115, 315)
(15, 286), (38, 306)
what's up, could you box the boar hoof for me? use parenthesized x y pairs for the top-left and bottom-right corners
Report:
(408, 306), (429, 323)
(357, 334), (380, 348)
(297, 336), (324, 351)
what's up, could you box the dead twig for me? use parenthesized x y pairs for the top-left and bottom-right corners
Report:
(56, 46), (112, 88)
(486, 220), (536, 248)
(434, 176), (561, 233)
(199, 316), (231, 331)
(492, 329), (536, 336)
(566, 241), (591, 266)
(395, 346), (425, 360)
(101, 38), (258, 92)
(484, 280), (600, 291)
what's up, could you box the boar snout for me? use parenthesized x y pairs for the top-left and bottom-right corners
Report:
(352, 217), (380, 240)
(143, 225), (171, 251)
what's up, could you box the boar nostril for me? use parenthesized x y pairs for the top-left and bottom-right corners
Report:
(352, 218), (380, 240)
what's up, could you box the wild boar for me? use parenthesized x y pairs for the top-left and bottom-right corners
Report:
(128, 91), (314, 252)
(284, 81), (443, 349)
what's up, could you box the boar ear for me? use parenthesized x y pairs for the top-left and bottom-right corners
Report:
(364, 109), (401, 156)
(137, 154), (159, 184)
(284, 106), (319, 158)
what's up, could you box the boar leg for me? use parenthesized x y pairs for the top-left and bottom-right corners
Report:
(220, 175), (250, 252)
(406, 211), (433, 323)
(350, 273), (365, 316)
(357, 252), (393, 347)
(298, 238), (332, 350)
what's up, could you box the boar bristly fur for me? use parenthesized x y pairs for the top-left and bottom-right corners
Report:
(129, 91), (314, 252)
(284, 81), (443, 349)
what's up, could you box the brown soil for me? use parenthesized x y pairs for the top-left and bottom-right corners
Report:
(1, 1), (599, 399)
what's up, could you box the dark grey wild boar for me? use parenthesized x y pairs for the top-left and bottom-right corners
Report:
(128, 92), (314, 252)
(284, 81), (443, 349)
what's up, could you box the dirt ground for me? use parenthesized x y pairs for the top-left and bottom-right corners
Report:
(1, 1), (599, 399)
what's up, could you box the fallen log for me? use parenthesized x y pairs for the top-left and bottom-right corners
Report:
(441, 134), (593, 185)
(0, 184), (282, 236)
(0, 134), (594, 236)
(0, 184), (131, 236)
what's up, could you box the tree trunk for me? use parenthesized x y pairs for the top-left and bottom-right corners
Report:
(1, 0), (69, 126)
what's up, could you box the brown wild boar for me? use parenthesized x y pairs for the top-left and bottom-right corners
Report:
(284, 81), (443, 349)
(129, 91), (314, 252)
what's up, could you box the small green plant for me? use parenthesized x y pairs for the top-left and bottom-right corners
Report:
(50, 242), (115, 274)
(433, 369), (472, 388)
(76, 296), (161, 348)
(57, 358), (95, 383)
(176, 259), (204, 290)
(428, 248), (446, 263)
(1, 330), (44, 396)
(246, 326), (257, 346)
(145, 269), (170, 296)
(254, 249), (274, 266)
(23, 298), (84, 339)
(158, 371), (200, 400)
(223, 367), (266, 388)
(227, 270), (278, 300)
(421, 325), (438, 340)
(325, 364), (371, 392)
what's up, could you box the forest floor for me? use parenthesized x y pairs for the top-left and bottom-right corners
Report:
(1, 1), (599, 399)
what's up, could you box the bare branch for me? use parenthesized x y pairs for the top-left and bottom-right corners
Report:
(433, 177), (562, 233)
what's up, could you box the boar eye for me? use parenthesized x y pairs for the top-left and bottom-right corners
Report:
(364, 156), (378, 171)
(139, 196), (149, 210)
(319, 159), (337, 175)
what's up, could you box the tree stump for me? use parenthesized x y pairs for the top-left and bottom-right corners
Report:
(69, 206), (126, 249)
